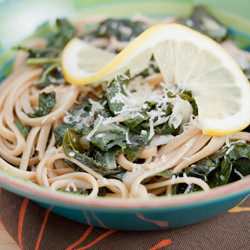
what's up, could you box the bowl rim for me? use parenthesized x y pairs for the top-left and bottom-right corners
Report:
(0, 169), (250, 209)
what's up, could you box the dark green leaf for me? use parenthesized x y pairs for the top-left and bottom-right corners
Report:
(180, 91), (198, 116)
(106, 73), (130, 114)
(13, 45), (54, 59)
(63, 159), (84, 173)
(208, 170), (220, 188)
(64, 102), (92, 130)
(182, 141), (250, 192)
(14, 120), (30, 139)
(14, 18), (75, 59)
(62, 129), (123, 176)
(233, 158), (250, 177)
(157, 169), (174, 179)
(91, 130), (126, 151)
(14, 18), (75, 87)
(35, 64), (66, 87)
(227, 143), (250, 160)
(94, 147), (120, 169)
(54, 124), (70, 145)
(184, 158), (217, 181)
(154, 122), (178, 135)
(46, 18), (76, 52)
(123, 129), (149, 161)
(219, 157), (232, 185)
(122, 111), (148, 128)
(124, 145), (144, 162)
(94, 18), (147, 42)
(28, 92), (56, 118)
(180, 5), (228, 42)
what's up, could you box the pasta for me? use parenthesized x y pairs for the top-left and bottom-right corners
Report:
(0, 7), (250, 199)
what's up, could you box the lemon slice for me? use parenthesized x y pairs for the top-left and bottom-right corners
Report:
(62, 39), (116, 82)
(62, 24), (250, 136)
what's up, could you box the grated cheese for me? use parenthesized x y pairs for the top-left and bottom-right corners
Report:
(86, 115), (104, 140)
(184, 184), (192, 194)
(125, 131), (131, 144)
(148, 117), (155, 140)
(234, 169), (244, 179)
(150, 134), (174, 147)
(171, 175), (176, 184)
(183, 173), (191, 185)
(68, 152), (75, 157)
(89, 98), (104, 115)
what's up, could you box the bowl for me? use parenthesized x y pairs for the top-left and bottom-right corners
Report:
(0, 0), (250, 231)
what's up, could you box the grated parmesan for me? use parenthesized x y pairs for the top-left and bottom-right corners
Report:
(171, 175), (176, 184)
(183, 173), (191, 185)
(150, 134), (174, 147)
(125, 131), (131, 144)
(86, 115), (104, 140)
(234, 169), (244, 179)
(68, 152), (75, 157)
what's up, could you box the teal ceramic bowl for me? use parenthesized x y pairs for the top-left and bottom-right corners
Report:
(0, 0), (250, 231)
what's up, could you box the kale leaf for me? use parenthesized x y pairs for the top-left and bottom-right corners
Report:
(54, 101), (92, 145)
(122, 111), (148, 128)
(14, 121), (30, 139)
(180, 5), (228, 42)
(15, 18), (76, 59)
(15, 18), (76, 87)
(63, 129), (124, 176)
(171, 141), (250, 195)
(106, 73), (130, 114)
(184, 142), (250, 188)
(93, 18), (147, 42)
(90, 128), (127, 151)
(54, 124), (70, 146)
(28, 92), (56, 118)
(34, 64), (66, 87)
(46, 18), (76, 53)
(57, 72), (197, 178)
(156, 169), (174, 179)
(123, 129), (149, 161)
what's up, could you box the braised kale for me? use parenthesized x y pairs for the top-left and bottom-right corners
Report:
(90, 18), (147, 42)
(180, 5), (228, 42)
(15, 18), (76, 87)
(173, 141), (250, 194)
(28, 92), (56, 118)
(56, 72), (198, 177)
(16, 18), (76, 59)
(63, 129), (124, 176)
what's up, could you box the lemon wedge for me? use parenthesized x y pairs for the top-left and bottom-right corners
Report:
(62, 24), (250, 136)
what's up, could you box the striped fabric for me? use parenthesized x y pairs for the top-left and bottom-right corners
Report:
(0, 188), (249, 250)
